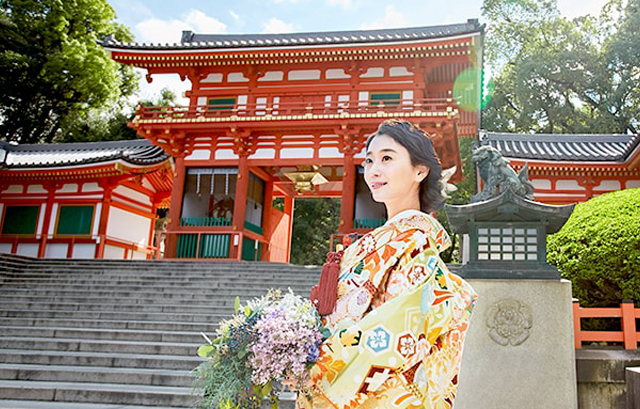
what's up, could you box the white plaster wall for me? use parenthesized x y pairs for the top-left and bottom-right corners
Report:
(45, 243), (68, 258)
(201, 73), (223, 82)
(361, 67), (384, 78)
(48, 204), (59, 236)
(593, 180), (621, 190)
(197, 97), (207, 106)
(215, 149), (239, 160)
(402, 90), (414, 105)
(325, 69), (349, 79)
(288, 70), (321, 80)
(36, 204), (46, 237)
(228, 72), (249, 82)
(93, 204), (102, 236)
(113, 186), (152, 206)
(249, 148), (276, 159)
(3, 185), (23, 194)
(57, 184), (78, 193)
(185, 149), (211, 161)
(27, 185), (47, 194)
(0, 243), (12, 254)
(131, 251), (147, 260)
(72, 243), (96, 259)
(82, 183), (102, 192)
(280, 148), (314, 159)
(16, 243), (38, 257)
(531, 179), (552, 190)
(556, 180), (583, 190)
(626, 180), (640, 188)
(106, 207), (151, 246)
(318, 147), (342, 158)
(258, 71), (284, 81)
(103, 245), (125, 259)
(389, 66), (411, 76)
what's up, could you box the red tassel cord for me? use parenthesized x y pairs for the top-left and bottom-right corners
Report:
(310, 250), (343, 316)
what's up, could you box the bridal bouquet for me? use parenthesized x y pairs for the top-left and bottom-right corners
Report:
(193, 289), (327, 409)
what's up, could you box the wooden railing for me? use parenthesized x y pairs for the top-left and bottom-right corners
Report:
(573, 299), (640, 349)
(134, 98), (456, 121)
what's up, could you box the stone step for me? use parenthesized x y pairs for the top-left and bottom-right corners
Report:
(0, 337), (200, 356)
(0, 301), (238, 313)
(0, 380), (199, 407)
(2, 272), (319, 281)
(0, 327), (207, 344)
(0, 278), (317, 288)
(0, 349), (201, 370)
(0, 364), (191, 387)
(0, 292), (275, 304)
(0, 399), (191, 409)
(0, 308), (229, 323)
(0, 285), (313, 298)
(0, 317), (215, 332)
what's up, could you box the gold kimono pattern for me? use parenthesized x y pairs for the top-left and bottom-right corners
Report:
(300, 212), (476, 409)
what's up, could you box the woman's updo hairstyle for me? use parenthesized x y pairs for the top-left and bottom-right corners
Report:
(366, 119), (446, 213)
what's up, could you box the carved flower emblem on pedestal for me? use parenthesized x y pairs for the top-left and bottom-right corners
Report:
(486, 298), (533, 346)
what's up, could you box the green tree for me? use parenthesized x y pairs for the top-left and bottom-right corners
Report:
(289, 198), (341, 266)
(547, 189), (640, 307)
(56, 87), (178, 143)
(482, 0), (639, 134)
(0, 0), (138, 144)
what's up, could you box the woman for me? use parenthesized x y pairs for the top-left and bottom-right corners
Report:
(300, 120), (477, 409)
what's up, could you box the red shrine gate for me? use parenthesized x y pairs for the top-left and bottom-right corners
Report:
(104, 21), (484, 261)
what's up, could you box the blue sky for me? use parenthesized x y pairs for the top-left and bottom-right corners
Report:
(108, 0), (611, 104)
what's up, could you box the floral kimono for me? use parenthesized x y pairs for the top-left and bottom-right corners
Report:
(300, 210), (477, 409)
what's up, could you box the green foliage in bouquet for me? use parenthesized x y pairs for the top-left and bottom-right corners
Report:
(547, 188), (640, 307)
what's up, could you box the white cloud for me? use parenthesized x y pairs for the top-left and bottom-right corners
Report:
(359, 5), (408, 30)
(262, 18), (295, 34)
(229, 10), (240, 21)
(134, 9), (226, 44)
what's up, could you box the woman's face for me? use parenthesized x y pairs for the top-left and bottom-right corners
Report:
(363, 134), (428, 216)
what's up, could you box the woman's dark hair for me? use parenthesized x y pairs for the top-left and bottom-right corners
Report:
(366, 119), (446, 213)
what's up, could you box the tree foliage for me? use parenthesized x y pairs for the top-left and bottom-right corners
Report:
(56, 87), (178, 143)
(482, 0), (639, 134)
(547, 189), (640, 307)
(0, 0), (138, 144)
(289, 198), (341, 266)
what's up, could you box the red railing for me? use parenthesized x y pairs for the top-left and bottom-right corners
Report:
(573, 299), (640, 349)
(134, 98), (456, 121)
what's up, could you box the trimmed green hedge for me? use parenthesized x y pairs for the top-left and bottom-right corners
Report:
(547, 188), (640, 307)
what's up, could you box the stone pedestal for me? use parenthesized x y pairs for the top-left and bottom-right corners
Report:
(455, 279), (578, 409)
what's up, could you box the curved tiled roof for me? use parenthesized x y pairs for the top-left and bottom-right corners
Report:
(0, 139), (169, 169)
(101, 20), (483, 50)
(479, 131), (640, 162)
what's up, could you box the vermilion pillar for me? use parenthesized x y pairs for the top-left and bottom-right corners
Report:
(283, 194), (294, 263)
(261, 179), (274, 262)
(165, 157), (186, 258)
(37, 183), (58, 258)
(230, 154), (249, 259)
(95, 181), (115, 259)
(338, 153), (356, 234)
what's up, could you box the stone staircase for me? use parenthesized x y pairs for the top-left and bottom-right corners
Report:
(0, 254), (321, 409)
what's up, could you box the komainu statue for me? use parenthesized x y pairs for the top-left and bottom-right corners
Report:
(470, 145), (535, 203)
